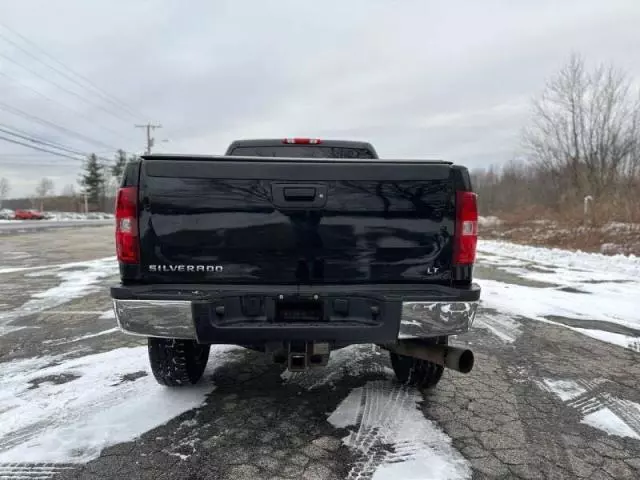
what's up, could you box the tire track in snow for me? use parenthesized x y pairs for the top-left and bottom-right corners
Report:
(328, 380), (470, 480)
(540, 377), (640, 440)
(0, 464), (74, 480)
(474, 310), (522, 343)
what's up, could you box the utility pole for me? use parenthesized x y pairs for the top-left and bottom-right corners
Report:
(135, 123), (162, 154)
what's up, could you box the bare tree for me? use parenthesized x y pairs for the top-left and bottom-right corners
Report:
(0, 177), (9, 208)
(523, 53), (640, 200)
(62, 184), (78, 211)
(35, 177), (55, 211)
(61, 184), (76, 197)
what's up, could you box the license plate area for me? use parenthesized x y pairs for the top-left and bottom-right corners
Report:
(275, 298), (324, 323)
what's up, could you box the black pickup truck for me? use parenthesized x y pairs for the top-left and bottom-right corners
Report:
(110, 138), (480, 388)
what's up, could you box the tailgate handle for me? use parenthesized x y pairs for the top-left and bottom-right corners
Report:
(272, 183), (328, 209)
(284, 187), (316, 201)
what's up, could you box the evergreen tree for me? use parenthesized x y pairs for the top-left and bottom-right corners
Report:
(79, 154), (105, 207)
(111, 149), (128, 180)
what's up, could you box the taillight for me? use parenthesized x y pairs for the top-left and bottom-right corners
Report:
(453, 191), (478, 265)
(115, 186), (139, 264)
(282, 138), (322, 144)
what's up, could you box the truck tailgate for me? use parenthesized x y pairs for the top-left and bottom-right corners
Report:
(137, 157), (456, 285)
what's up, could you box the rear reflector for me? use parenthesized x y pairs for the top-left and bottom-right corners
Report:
(453, 191), (478, 265)
(282, 138), (322, 144)
(115, 186), (139, 264)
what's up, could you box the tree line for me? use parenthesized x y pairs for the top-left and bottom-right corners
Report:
(472, 54), (640, 225)
(0, 149), (136, 212)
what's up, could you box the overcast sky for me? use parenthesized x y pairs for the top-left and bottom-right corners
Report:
(1, 0), (639, 198)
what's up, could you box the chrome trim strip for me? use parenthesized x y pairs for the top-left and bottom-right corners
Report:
(398, 301), (478, 339)
(113, 299), (196, 339)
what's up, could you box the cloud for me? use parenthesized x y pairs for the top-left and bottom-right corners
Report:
(1, 0), (640, 197)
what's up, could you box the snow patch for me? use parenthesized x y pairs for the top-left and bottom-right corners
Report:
(477, 240), (640, 278)
(0, 345), (239, 463)
(572, 328), (640, 353)
(478, 279), (640, 351)
(0, 266), (48, 275)
(42, 328), (119, 346)
(0, 257), (118, 330)
(541, 379), (586, 402)
(327, 380), (471, 480)
(474, 311), (521, 343)
(476, 240), (640, 351)
(478, 216), (502, 227)
(582, 408), (640, 440)
(540, 376), (640, 440)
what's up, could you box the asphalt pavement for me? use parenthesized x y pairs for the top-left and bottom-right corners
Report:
(0, 225), (639, 480)
(0, 220), (112, 234)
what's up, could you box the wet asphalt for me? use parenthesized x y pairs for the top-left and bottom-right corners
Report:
(0, 225), (639, 480)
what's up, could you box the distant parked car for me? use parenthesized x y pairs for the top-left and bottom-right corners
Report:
(0, 209), (14, 220)
(14, 209), (45, 220)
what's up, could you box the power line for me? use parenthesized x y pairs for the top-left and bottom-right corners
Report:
(0, 22), (147, 120)
(0, 124), (117, 166)
(0, 158), (88, 167)
(0, 153), (71, 157)
(0, 134), (85, 161)
(0, 28), (145, 122)
(0, 150), (115, 157)
(0, 51), (139, 128)
(0, 135), (112, 167)
(0, 124), (88, 157)
(0, 69), (134, 143)
(0, 100), (118, 150)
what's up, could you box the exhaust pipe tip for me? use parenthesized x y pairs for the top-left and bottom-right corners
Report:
(383, 341), (475, 374)
(454, 349), (474, 374)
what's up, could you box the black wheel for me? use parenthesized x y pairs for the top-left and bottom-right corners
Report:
(147, 338), (210, 387)
(390, 336), (448, 389)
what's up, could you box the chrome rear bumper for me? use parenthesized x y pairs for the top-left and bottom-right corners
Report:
(398, 301), (478, 339)
(113, 298), (478, 341)
(114, 299), (195, 339)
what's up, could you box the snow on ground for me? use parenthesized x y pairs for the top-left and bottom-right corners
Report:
(582, 408), (640, 440)
(540, 379), (587, 402)
(0, 257), (118, 330)
(538, 377), (640, 440)
(473, 312), (521, 343)
(478, 240), (640, 278)
(0, 266), (48, 275)
(0, 212), (114, 223)
(0, 345), (240, 463)
(478, 216), (502, 227)
(42, 327), (119, 346)
(286, 346), (470, 478)
(476, 240), (640, 352)
(328, 380), (471, 480)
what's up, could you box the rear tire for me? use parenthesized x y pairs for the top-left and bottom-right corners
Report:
(389, 336), (447, 389)
(148, 338), (210, 387)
